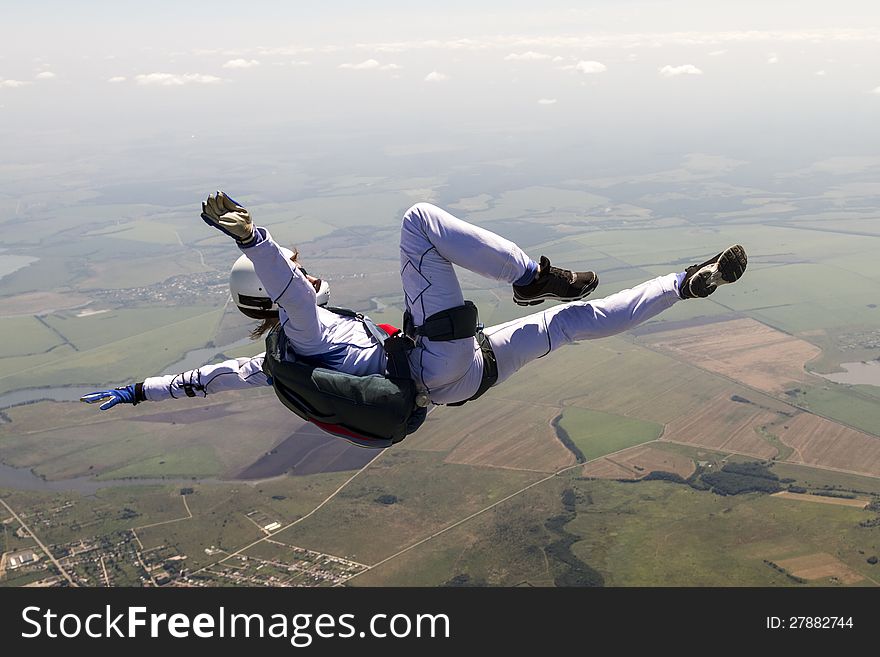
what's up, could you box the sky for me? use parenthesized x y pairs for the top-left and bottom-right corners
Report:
(1, 1), (879, 199)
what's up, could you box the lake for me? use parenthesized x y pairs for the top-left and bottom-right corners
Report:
(818, 361), (880, 387)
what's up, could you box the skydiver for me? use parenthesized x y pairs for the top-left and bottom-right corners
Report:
(82, 193), (747, 445)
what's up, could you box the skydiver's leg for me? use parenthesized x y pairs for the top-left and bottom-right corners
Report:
(400, 203), (537, 402)
(485, 272), (684, 386)
(238, 227), (326, 351)
(399, 204), (536, 324)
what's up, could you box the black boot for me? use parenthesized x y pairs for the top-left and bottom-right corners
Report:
(679, 245), (747, 299)
(512, 256), (598, 306)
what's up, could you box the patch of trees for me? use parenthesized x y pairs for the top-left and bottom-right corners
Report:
(787, 486), (807, 494)
(867, 556), (878, 565)
(272, 495), (286, 501)
(644, 471), (687, 484)
(702, 472), (782, 496)
(858, 517), (880, 528)
(543, 488), (604, 587)
(763, 559), (805, 584)
(441, 574), (487, 587)
(730, 395), (752, 404)
(811, 491), (856, 500)
(698, 462), (782, 496)
(375, 494), (399, 505)
(179, 488), (193, 495)
(552, 415), (586, 463)
(721, 462), (778, 480)
(119, 508), (140, 520)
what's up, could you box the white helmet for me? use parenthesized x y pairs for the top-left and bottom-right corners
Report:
(229, 250), (330, 319)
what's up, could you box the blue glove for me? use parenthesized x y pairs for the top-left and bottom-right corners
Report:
(80, 384), (144, 410)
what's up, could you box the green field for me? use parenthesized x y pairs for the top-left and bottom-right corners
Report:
(0, 316), (63, 358)
(269, 448), (545, 565)
(794, 384), (880, 437)
(98, 446), (224, 479)
(567, 478), (879, 586)
(557, 408), (664, 461)
(40, 306), (216, 352)
(0, 306), (224, 394)
(86, 220), (183, 245)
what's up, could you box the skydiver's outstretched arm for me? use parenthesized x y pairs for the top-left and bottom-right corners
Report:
(200, 191), (327, 352)
(80, 355), (271, 410)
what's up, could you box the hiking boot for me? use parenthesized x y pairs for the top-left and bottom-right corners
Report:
(512, 255), (599, 306)
(679, 244), (747, 299)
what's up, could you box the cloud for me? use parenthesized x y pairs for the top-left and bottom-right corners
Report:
(35, 71), (56, 80)
(575, 60), (607, 74)
(289, 60), (311, 67)
(135, 73), (222, 86)
(338, 59), (399, 71)
(767, 54), (779, 64)
(816, 69), (827, 76)
(223, 58), (260, 69)
(339, 59), (379, 70)
(658, 64), (703, 77)
(708, 49), (727, 56)
(358, 28), (880, 56)
(537, 98), (557, 105)
(424, 71), (449, 82)
(0, 79), (30, 88)
(872, 86), (880, 94)
(107, 76), (127, 83)
(504, 51), (552, 61)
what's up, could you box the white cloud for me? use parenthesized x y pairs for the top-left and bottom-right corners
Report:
(107, 76), (127, 83)
(338, 59), (399, 71)
(339, 59), (380, 70)
(505, 51), (552, 61)
(658, 64), (703, 77)
(767, 54), (779, 64)
(872, 86), (880, 94)
(35, 71), (56, 80)
(708, 49), (727, 56)
(135, 73), (222, 86)
(816, 69), (827, 76)
(358, 28), (880, 56)
(289, 60), (311, 67)
(0, 79), (30, 88)
(552, 56), (565, 63)
(575, 60), (607, 74)
(537, 98), (557, 105)
(223, 58), (260, 69)
(424, 71), (449, 82)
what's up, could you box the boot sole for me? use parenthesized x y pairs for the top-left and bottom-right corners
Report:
(716, 244), (748, 283)
(513, 276), (600, 306)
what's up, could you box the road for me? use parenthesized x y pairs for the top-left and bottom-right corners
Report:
(0, 498), (76, 586)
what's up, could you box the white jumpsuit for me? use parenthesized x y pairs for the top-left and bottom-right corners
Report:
(143, 203), (684, 405)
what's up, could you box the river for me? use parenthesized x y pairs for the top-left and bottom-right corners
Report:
(0, 254), (38, 280)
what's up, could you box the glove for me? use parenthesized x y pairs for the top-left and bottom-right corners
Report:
(80, 384), (144, 410)
(200, 191), (255, 243)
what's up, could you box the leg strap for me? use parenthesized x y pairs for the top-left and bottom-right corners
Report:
(446, 331), (498, 407)
(404, 301), (479, 341)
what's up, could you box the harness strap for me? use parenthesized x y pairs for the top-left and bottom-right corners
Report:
(404, 301), (479, 342)
(446, 331), (498, 407)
